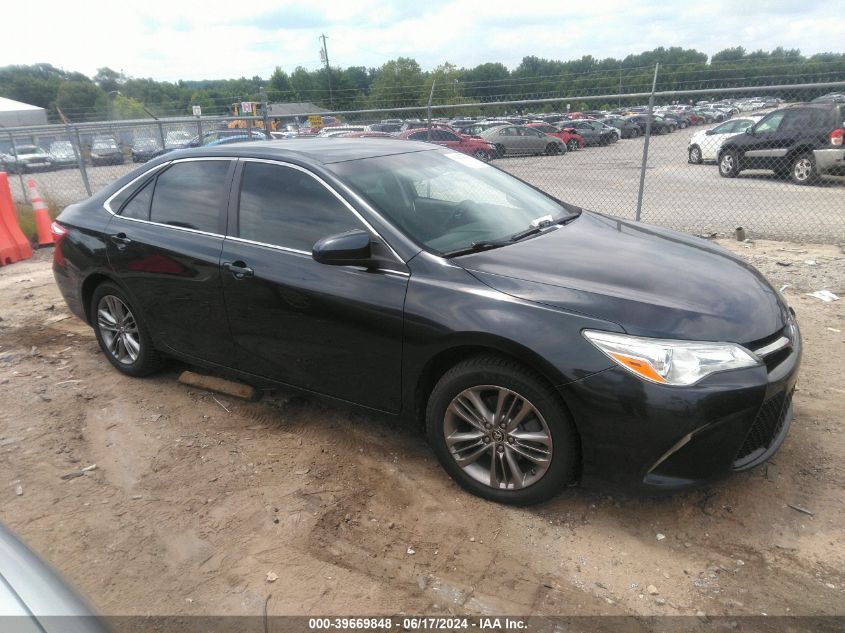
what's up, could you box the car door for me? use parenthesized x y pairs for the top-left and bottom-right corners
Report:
(104, 158), (236, 363)
(741, 110), (787, 168)
(219, 159), (409, 412)
(523, 127), (548, 153)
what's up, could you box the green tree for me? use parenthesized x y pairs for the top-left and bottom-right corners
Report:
(94, 67), (124, 94)
(55, 80), (107, 121)
(369, 57), (425, 108)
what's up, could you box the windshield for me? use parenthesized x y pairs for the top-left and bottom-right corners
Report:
(329, 149), (578, 255)
(93, 139), (117, 149)
(17, 146), (45, 155)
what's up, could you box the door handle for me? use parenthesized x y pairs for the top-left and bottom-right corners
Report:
(110, 233), (132, 249)
(223, 260), (254, 280)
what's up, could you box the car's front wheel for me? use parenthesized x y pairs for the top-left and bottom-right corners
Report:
(567, 139), (580, 151)
(426, 355), (578, 505)
(91, 282), (163, 377)
(472, 149), (490, 162)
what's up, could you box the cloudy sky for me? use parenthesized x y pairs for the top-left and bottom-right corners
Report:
(5, 0), (837, 81)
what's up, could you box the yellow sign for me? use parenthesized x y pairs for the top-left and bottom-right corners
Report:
(308, 115), (324, 128)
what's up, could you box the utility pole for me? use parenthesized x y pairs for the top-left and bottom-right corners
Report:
(319, 34), (334, 109)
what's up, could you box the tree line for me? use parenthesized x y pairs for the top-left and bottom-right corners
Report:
(1, 46), (843, 123)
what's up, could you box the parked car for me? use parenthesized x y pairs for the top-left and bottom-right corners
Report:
(51, 138), (801, 504)
(525, 122), (585, 151)
(661, 112), (690, 129)
(337, 131), (394, 138)
(318, 126), (368, 138)
(0, 144), (53, 173)
(596, 117), (643, 138)
(687, 116), (762, 164)
(89, 137), (124, 166)
(566, 120), (619, 145)
(478, 125), (566, 157)
(812, 92), (845, 104)
(368, 122), (403, 133)
(718, 102), (845, 184)
(0, 522), (109, 631)
(399, 128), (496, 161)
(48, 140), (78, 168)
(624, 115), (675, 135)
(458, 121), (512, 137)
(164, 130), (193, 150)
(131, 137), (162, 162)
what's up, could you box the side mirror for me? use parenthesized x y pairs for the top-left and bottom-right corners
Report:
(312, 229), (376, 268)
(705, 129), (715, 136)
(747, 127), (757, 137)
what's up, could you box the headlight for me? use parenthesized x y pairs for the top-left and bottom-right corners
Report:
(582, 330), (760, 386)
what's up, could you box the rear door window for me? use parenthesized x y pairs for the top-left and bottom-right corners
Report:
(120, 179), (154, 221)
(149, 160), (231, 233)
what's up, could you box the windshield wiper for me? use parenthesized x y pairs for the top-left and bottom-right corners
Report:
(442, 211), (581, 258)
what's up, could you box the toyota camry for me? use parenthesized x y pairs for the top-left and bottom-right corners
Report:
(52, 139), (801, 505)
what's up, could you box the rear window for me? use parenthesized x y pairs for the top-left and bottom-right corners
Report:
(149, 160), (231, 233)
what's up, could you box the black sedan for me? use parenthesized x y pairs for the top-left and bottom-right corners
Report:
(52, 139), (801, 505)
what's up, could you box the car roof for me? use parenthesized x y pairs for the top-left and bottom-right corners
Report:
(159, 138), (439, 165)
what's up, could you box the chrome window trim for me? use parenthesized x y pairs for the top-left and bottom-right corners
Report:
(238, 157), (406, 266)
(110, 214), (225, 239)
(753, 336), (791, 358)
(102, 156), (234, 215)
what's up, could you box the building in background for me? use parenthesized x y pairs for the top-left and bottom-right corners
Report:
(0, 97), (48, 127)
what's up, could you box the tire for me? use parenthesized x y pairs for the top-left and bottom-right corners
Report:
(670, 125), (677, 133)
(91, 282), (163, 377)
(679, 122), (688, 129)
(472, 149), (490, 162)
(688, 145), (703, 165)
(790, 152), (818, 186)
(494, 144), (506, 159)
(544, 143), (560, 156)
(610, 132), (619, 143)
(426, 355), (579, 505)
(629, 128), (640, 138)
(718, 149), (740, 178)
(567, 139), (579, 152)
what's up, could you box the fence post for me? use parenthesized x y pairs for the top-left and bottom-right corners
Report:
(73, 126), (93, 197)
(261, 87), (270, 138)
(196, 115), (203, 142)
(3, 129), (29, 204)
(635, 63), (659, 222)
(65, 122), (89, 195)
(426, 80), (436, 142)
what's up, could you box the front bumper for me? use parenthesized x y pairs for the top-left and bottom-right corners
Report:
(559, 321), (802, 493)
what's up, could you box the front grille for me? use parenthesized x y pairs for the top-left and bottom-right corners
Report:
(735, 390), (793, 463)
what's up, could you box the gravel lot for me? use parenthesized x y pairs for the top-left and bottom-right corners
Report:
(8, 127), (845, 243)
(0, 239), (843, 620)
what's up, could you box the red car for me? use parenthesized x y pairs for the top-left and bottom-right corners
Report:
(398, 128), (496, 161)
(526, 122), (585, 152)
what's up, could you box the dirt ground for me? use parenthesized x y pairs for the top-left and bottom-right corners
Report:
(1, 238), (843, 619)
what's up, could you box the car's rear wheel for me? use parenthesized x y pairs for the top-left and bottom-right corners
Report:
(472, 149), (490, 162)
(426, 355), (578, 505)
(790, 152), (818, 185)
(91, 282), (163, 377)
(688, 145), (703, 164)
(719, 149), (740, 178)
(567, 139), (579, 151)
(545, 143), (560, 156)
(630, 128), (640, 138)
(494, 144), (506, 159)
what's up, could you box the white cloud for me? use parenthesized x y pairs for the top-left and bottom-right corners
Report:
(2, 0), (838, 80)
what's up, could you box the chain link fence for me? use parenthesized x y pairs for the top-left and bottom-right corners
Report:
(1, 80), (843, 243)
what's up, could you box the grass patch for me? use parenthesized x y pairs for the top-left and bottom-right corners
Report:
(15, 197), (62, 243)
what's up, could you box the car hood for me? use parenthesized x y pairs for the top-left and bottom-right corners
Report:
(455, 211), (788, 343)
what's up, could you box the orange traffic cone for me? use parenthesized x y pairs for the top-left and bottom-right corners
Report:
(0, 172), (33, 265)
(26, 179), (54, 246)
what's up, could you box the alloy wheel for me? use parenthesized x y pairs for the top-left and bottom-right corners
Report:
(97, 295), (141, 365)
(792, 157), (813, 183)
(443, 385), (553, 490)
